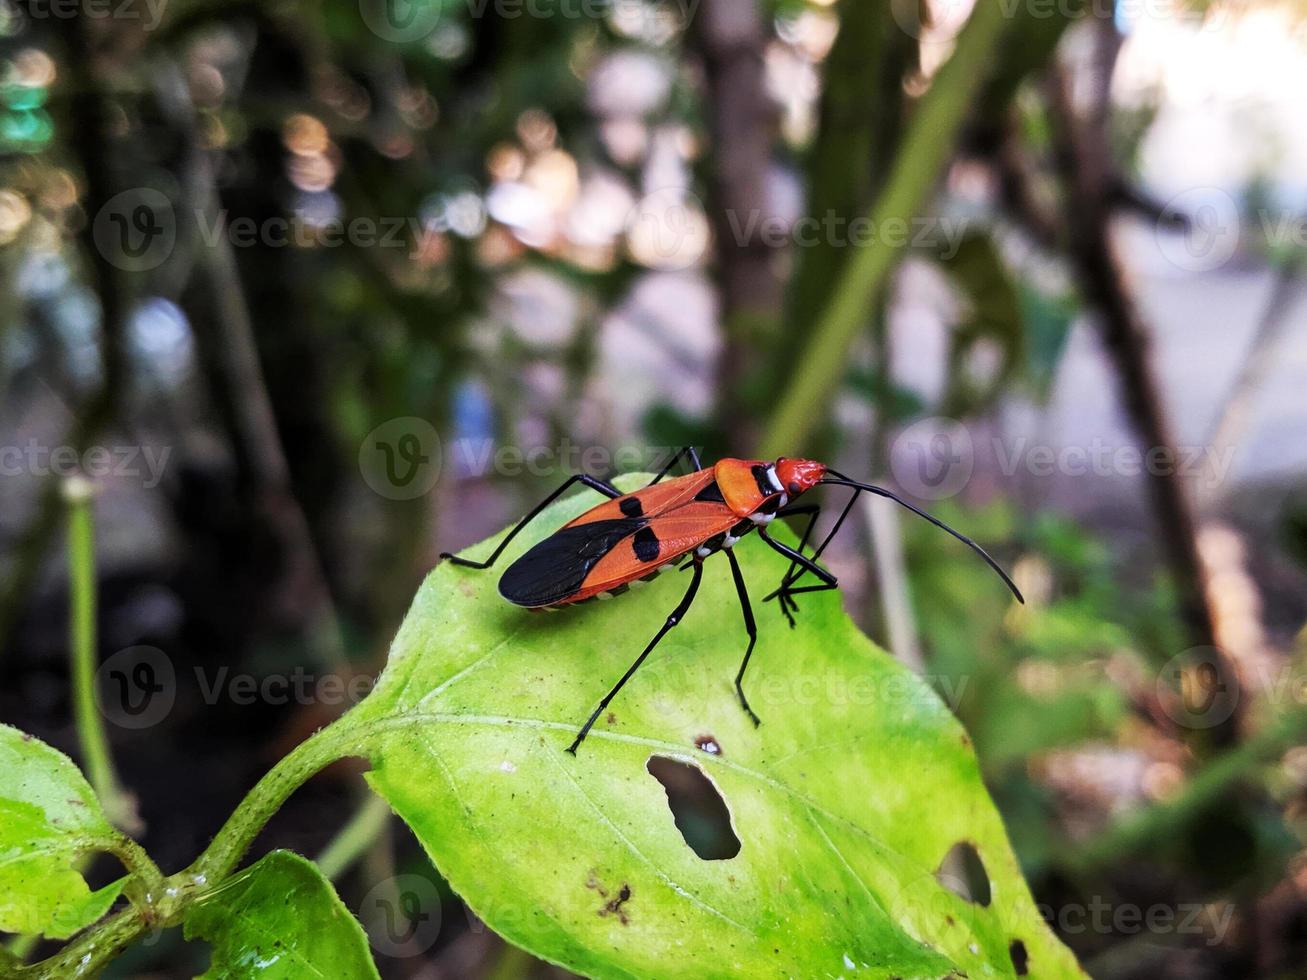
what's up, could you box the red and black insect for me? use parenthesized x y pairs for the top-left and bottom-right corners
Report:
(440, 447), (1022, 753)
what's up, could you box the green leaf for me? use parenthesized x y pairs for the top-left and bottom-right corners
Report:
(353, 476), (1084, 979)
(184, 850), (379, 979)
(0, 724), (126, 939)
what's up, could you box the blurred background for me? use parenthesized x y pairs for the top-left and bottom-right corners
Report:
(2, 0), (1307, 975)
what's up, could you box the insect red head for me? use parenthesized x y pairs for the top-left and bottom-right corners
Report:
(773, 458), (827, 498)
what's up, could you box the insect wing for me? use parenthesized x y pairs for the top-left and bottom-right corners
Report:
(565, 502), (738, 600)
(498, 518), (646, 607)
(564, 469), (718, 527)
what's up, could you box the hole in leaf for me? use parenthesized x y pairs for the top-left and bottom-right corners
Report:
(936, 841), (991, 906)
(646, 755), (740, 860)
(1009, 938), (1029, 975)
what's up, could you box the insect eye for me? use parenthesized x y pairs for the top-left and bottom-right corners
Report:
(787, 481), (801, 495)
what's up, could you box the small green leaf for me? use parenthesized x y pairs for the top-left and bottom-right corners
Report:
(0, 724), (126, 939)
(354, 477), (1084, 978)
(184, 850), (379, 979)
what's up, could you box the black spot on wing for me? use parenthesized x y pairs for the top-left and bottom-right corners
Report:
(619, 496), (643, 517)
(633, 526), (660, 562)
(499, 518), (645, 607)
(694, 481), (725, 503)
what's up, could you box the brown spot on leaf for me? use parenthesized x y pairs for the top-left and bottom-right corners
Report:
(596, 881), (632, 924)
(694, 734), (722, 755)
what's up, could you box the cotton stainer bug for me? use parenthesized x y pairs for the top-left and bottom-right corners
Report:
(440, 447), (1023, 753)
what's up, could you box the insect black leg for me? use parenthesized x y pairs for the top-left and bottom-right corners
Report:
(766, 489), (861, 625)
(768, 582), (839, 599)
(566, 560), (705, 754)
(772, 504), (820, 619)
(775, 504), (821, 553)
(724, 549), (761, 726)
(757, 527), (838, 588)
(439, 473), (620, 569)
(646, 445), (703, 485)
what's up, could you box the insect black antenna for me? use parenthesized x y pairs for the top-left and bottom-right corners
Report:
(819, 470), (1024, 603)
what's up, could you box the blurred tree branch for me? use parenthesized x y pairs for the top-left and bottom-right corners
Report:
(1062, 702), (1307, 873)
(773, 0), (918, 401)
(0, 10), (131, 655)
(690, 0), (781, 452)
(155, 61), (350, 675)
(1043, 26), (1229, 740)
(760, 0), (1022, 456)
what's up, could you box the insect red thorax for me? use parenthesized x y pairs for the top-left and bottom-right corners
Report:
(713, 457), (826, 517)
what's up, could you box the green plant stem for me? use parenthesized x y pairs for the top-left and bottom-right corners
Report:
(19, 906), (147, 980)
(64, 480), (138, 834)
(761, 0), (1013, 456)
(1063, 703), (1307, 873)
(4, 841), (159, 968)
(20, 715), (372, 978)
(316, 794), (393, 881)
(189, 718), (367, 884)
(6, 932), (39, 965)
(107, 833), (164, 887)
